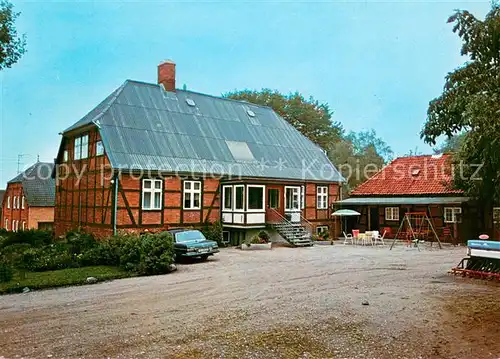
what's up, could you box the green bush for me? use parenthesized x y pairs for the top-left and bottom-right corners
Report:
(65, 231), (98, 254)
(0, 229), (175, 277)
(202, 221), (223, 246)
(258, 231), (270, 243)
(118, 234), (143, 272)
(137, 232), (175, 275)
(0, 262), (13, 283)
(0, 229), (54, 249)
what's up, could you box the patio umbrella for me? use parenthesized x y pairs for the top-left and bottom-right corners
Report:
(332, 209), (361, 235)
(332, 209), (361, 216)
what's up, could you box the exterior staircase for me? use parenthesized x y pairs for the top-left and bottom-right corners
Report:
(270, 210), (313, 246)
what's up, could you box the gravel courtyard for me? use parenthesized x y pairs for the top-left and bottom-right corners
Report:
(1, 244), (499, 359)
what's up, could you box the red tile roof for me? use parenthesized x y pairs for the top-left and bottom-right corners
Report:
(351, 154), (464, 196)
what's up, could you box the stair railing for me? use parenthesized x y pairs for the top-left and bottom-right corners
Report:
(269, 208), (294, 227)
(300, 214), (314, 238)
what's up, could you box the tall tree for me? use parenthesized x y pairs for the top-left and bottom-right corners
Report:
(0, 0), (26, 70)
(329, 130), (392, 195)
(433, 133), (467, 154)
(421, 3), (500, 208)
(225, 89), (343, 149)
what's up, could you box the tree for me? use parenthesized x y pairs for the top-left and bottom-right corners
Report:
(225, 89), (343, 149)
(0, 0), (26, 70)
(433, 133), (467, 154)
(328, 130), (392, 195)
(421, 4), (500, 208)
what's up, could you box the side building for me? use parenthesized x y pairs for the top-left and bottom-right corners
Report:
(53, 61), (344, 245)
(1, 162), (55, 231)
(336, 154), (483, 243)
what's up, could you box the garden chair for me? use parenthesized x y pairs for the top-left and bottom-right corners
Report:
(374, 231), (386, 245)
(343, 232), (353, 245)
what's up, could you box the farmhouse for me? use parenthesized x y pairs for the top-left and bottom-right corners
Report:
(335, 154), (495, 243)
(1, 162), (55, 231)
(53, 61), (344, 245)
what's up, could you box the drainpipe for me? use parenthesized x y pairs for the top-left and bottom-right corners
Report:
(112, 173), (119, 236)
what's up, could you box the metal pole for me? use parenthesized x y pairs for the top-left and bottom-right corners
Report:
(113, 174), (119, 236)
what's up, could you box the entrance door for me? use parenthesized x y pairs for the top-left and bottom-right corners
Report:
(285, 186), (301, 222)
(369, 207), (380, 231)
(266, 185), (282, 223)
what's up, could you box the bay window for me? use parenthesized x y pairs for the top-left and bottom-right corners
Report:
(142, 179), (163, 210)
(234, 185), (244, 211)
(183, 181), (201, 209)
(247, 185), (265, 212)
(222, 186), (232, 211)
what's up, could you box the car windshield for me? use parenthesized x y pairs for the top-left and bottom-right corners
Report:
(175, 230), (207, 242)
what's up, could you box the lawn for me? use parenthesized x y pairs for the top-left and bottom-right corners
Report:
(0, 266), (131, 294)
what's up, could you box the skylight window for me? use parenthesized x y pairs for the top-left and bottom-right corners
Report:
(186, 98), (196, 107)
(247, 109), (256, 117)
(225, 141), (256, 162)
(412, 169), (420, 176)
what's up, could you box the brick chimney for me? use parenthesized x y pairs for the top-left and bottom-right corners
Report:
(158, 60), (176, 92)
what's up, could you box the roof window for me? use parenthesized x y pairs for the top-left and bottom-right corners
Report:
(225, 141), (256, 162)
(246, 109), (256, 117)
(186, 98), (196, 107)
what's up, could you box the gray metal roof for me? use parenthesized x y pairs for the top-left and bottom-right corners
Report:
(336, 196), (471, 206)
(63, 80), (343, 182)
(8, 162), (55, 207)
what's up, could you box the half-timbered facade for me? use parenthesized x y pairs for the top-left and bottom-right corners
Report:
(1, 162), (55, 231)
(54, 61), (344, 244)
(336, 154), (481, 243)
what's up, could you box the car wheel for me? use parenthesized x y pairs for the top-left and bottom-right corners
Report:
(200, 255), (209, 261)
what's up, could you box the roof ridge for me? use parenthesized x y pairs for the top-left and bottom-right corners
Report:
(124, 79), (276, 111)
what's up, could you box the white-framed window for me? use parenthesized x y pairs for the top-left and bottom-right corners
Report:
(234, 185), (245, 211)
(142, 179), (163, 210)
(7, 196), (10, 209)
(285, 186), (300, 211)
(385, 207), (400, 221)
(444, 207), (462, 223)
(494, 207), (500, 224)
(63, 150), (69, 162)
(13, 196), (18, 209)
(222, 185), (232, 211)
(317, 186), (328, 209)
(21, 196), (25, 209)
(4, 218), (8, 230)
(183, 181), (201, 210)
(12, 220), (17, 232)
(74, 134), (89, 160)
(247, 185), (265, 212)
(22, 221), (26, 231)
(301, 185), (305, 209)
(316, 225), (329, 235)
(96, 140), (105, 156)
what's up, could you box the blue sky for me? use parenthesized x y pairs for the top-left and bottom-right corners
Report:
(0, 0), (491, 185)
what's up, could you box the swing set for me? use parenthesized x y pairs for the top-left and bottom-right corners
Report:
(389, 212), (442, 251)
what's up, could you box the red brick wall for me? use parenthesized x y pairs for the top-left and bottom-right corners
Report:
(55, 127), (113, 237)
(1, 183), (29, 230)
(28, 207), (55, 229)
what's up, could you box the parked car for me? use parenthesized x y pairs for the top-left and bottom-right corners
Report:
(168, 229), (219, 261)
